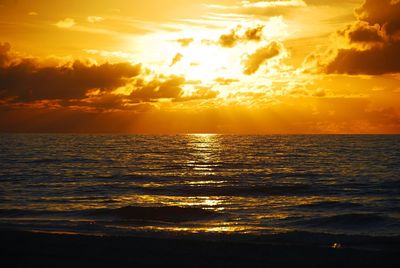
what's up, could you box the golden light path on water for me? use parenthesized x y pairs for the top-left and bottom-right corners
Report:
(185, 134), (220, 177)
(107, 134), (294, 234)
(178, 134), (227, 213)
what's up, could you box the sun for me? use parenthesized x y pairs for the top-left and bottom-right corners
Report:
(134, 28), (246, 84)
(171, 43), (236, 82)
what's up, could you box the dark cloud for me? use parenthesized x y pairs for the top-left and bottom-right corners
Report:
(129, 76), (220, 102)
(0, 42), (11, 67)
(0, 43), (219, 113)
(339, 22), (384, 44)
(355, 0), (400, 36)
(130, 75), (185, 101)
(323, 0), (400, 74)
(0, 108), (154, 133)
(0, 61), (141, 101)
(326, 42), (400, 75)
(0, 44), (141, 102)
(243, 41), (281, 75)
(65, 93), (128, 111)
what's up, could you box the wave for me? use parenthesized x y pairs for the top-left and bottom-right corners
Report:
(27, 157), (102, 164)
(27, 158), (62, 164)
(91, 206), (219, 222)
(134, 184), (311, 197)
(294, 213), (398, 229)
(0, 209), (86, 218)
(295, 201), (364, 210)
(0, 209), (31, 217)
(379, 180), (400, 189)
(0, 205), (221, 223)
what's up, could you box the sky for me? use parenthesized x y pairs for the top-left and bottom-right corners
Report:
(1, 0), (400, 133)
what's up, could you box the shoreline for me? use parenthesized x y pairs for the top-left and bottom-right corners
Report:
(1, 229), (399, 267)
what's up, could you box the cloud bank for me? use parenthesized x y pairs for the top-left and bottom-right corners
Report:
(322, 0), (400, 75)
(0, 43), (218, 111)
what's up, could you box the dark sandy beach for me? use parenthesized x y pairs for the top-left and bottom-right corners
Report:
(1, 230), (399, 268)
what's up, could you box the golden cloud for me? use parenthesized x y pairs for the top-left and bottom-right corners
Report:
(56, 18), (75, 28)
(170, 53), (183, 67)
(218, 29), (240, 48)
(242, 41), (282, 75)
(218, 25), (265, 48)
(87, 16), (104, 23)
(176, 38), (194, 47)
(214, 77), (239, 85)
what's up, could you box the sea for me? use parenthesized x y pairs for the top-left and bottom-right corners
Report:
(1, 134), (399, 242)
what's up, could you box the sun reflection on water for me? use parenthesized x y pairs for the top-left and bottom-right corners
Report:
(185, 133), (221, 176)
(116, 224), (290, 235)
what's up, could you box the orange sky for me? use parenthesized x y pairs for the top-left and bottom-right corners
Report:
(1, 0), (400, 133)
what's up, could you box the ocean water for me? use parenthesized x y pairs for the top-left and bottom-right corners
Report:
(0, 134), (399, 238)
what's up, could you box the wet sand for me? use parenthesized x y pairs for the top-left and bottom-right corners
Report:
(0, 230), (399, 267)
